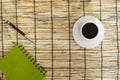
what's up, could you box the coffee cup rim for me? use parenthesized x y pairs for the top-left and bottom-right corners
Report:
(80, 21), (99, 41)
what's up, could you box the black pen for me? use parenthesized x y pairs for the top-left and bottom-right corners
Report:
(4, 20), (35, 44)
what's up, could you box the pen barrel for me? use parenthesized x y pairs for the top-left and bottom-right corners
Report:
(8, 22), (25, 36)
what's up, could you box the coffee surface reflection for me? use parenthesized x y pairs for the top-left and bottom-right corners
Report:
(82, 23), (98, 39)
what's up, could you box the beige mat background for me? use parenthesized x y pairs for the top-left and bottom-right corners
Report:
(0, 0), (120, 80)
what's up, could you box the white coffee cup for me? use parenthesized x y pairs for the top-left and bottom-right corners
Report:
(73, 16), (105, 48)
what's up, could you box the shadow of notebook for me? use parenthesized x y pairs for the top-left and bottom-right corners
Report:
(0, 44), (46, 80)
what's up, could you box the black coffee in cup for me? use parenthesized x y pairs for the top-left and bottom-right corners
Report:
(82, 23), (98, 39)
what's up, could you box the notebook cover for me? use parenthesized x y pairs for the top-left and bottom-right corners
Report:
(0, 44), (46, 80)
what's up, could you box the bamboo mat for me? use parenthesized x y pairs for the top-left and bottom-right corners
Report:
(0, 0), (120, 80)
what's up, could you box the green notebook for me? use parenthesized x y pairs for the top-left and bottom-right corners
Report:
(0, 44), (46, 80)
